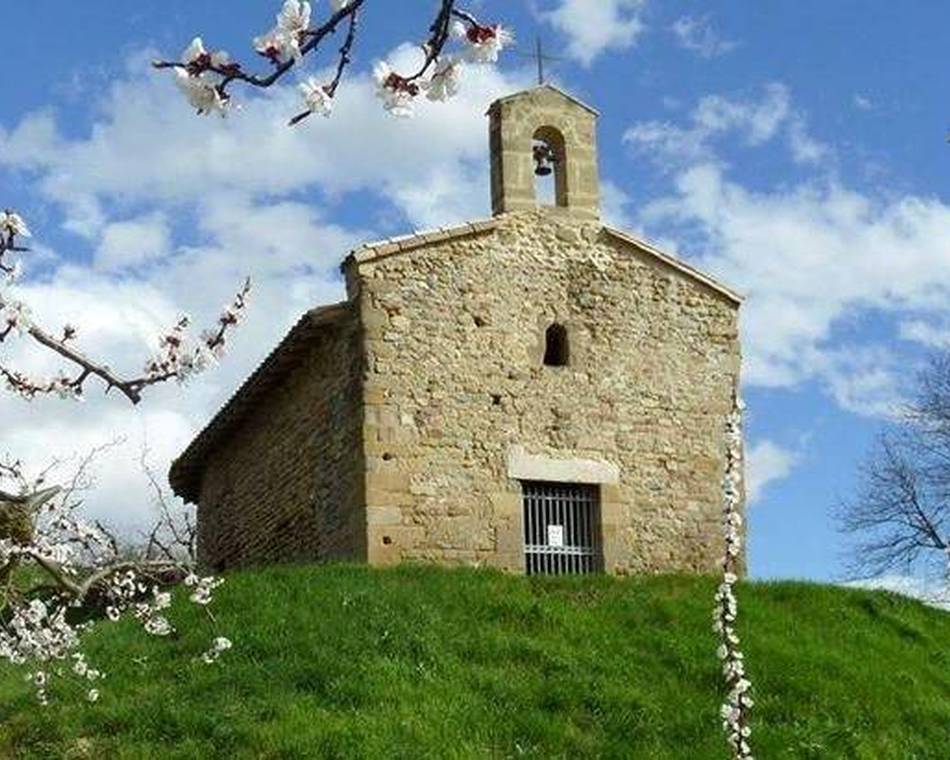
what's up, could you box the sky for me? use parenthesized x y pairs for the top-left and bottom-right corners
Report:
(1, 1), (949, 588)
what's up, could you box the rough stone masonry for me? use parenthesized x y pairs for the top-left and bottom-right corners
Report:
(169, 85), (744, 575)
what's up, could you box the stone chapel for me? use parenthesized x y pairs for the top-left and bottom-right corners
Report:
(169, 85), (744, 576)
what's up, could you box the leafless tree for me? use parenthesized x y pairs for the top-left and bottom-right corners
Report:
(838, 353), (950, 580)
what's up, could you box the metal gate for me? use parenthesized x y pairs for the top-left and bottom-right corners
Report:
(522, 481), (601, 575)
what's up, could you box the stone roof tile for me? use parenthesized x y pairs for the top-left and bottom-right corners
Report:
(345, 218), (497, 266)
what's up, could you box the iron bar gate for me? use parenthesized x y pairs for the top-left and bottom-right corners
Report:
(522, 481), (601, 575)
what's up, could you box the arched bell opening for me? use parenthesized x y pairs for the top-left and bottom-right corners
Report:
(532, 126), (568, 208)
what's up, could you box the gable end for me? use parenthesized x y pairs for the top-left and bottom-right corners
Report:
(604, 227), (744, 306)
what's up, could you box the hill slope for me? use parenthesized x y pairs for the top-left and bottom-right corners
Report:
(1, 565), (948, 759)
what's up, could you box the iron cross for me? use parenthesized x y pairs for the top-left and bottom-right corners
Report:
(520, 36), (563, 85)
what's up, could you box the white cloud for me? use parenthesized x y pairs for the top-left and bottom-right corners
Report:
(852, 93), (874, 111)
(623, 120), (708, 166)
(816, 347), (906, 418)
(899, 319), (950, 349)
(846, 575), (950, 612)
(626, 85), (950, 416)
(670, 16), (737, 59)
(640, 161), (950, 412)
(600, 180), (636, 229)
(0, 49), (534, 533)
(539, 0), (647, 66)
(625, 83), (829, 168)
(0, 45), (534, 231)
(95, 213), (170, 272)
(745, 439), (799, 504)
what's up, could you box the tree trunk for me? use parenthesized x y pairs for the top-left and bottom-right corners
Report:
(0, 501), (35, 585)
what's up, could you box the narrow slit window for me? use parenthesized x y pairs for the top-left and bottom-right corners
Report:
(543, 323), (569, 367)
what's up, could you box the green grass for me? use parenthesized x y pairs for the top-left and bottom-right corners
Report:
(1, 564), (948, 759)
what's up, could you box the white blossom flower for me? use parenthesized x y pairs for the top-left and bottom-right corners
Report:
(373, 61), (416, 118)
(714, 397), (755, 759)
(4, 299), (33, 335)
(253, 29), (283, 60)
(27, 599), (47, 624)
(173, 69), (228, 116)
(3, 260), (23, 284)
(453, 21), (513, 64)
(152, 590), (172, 611)
(0, 210), (31, 238)
(144, 616), (173, 637)
(3, 308), (31, 336)
(328, 0), (351, 11)
(181, 37), (208, 65)
(256, 1), (311, 63)
(86, 688), (99, 703)
(277, 0), (311, 34)
(424, 57), (463, 102)
(51, 372), (80, 401)
(298, 77), (333, 118)
(72, 657), (88, 677)
(200, 635), (233, 665)
(188, 575), (223, 606)
(180, 37), (229, 70)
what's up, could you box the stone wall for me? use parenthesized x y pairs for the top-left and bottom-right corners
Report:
(196, 309), (365, 570)
(347, 209), (742, 575)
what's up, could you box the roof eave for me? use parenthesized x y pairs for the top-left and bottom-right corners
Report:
(342, 218), (498, 270)
(487, 84), (600, 117)
(603, 227), (745, 305)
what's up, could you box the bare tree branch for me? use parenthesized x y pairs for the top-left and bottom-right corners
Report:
(839, 354), (950, 580)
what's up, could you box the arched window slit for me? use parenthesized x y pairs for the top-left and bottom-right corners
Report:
(543, 323), (569, 367)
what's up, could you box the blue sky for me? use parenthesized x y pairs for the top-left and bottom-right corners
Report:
(2, 1), (949, 585)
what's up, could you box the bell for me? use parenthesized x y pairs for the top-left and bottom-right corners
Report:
(533, 142), (557, 177)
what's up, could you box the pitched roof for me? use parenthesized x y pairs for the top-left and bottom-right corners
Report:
(489, 84), (600, 117)
(345, 218), (742, 304)
(343, 218), (498, 267)
(603, 227), (744, 305)
(169, 301), (351, 504)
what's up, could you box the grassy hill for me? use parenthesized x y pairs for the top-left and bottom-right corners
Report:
(1, 564), (948, 759)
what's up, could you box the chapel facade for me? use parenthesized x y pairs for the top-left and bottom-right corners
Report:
(169, 85), (744, 576)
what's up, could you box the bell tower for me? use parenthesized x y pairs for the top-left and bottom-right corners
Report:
(488, 85), (600, 220)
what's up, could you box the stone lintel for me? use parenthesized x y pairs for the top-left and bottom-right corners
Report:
(506, 445), (619, 485)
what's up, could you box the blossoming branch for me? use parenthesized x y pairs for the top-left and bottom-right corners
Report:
(0, 210), (250, 404)
(714, 396), (755, 759)
(1, 450), (230, 705)
(152, 0), (512, 124)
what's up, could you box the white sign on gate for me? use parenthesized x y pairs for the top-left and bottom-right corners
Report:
(547, 524), (564, 548)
